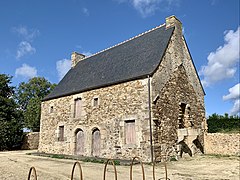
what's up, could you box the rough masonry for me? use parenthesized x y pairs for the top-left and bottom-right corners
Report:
(39, 16), (206, 162)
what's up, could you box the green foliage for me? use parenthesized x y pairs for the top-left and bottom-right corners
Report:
(23, 97), (41, 132)
(207, 113), (240, 133)
(15, 77), (56, 131)
(0, 74), (23, 150)
(16, 77), (56, 110)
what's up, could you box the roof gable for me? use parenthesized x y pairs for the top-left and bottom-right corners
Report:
(44, 25), (174, 100)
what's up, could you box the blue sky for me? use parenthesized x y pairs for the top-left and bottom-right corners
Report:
(0, 0), (239, 116)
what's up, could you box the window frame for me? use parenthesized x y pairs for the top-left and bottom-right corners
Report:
(58, 125), (64, 141)
(74, 97), (82, 118)
(124, 120), (136, 145)
(49, 106), (54, 113)
(93, 97), (99, 107)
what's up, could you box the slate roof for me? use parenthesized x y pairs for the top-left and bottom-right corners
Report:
(43, 25), (174, 101)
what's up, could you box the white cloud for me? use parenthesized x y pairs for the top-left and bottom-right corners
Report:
(16, 41), (36, 59)
(230, 99), (240, 115)
(223, 83), (240, 101)
(132, 0), (160, 17)
(56, 59), (71, 81)
(200, 27), (240, 87)
(82, 7), (89, 16)
(15, 64), (37, 79)
(82, 51), (92, 57)
(223, 83), (240, 115)
(12, 26), (39, 59)
(115, 0), (177, 17)
(12, 25), (39, 41)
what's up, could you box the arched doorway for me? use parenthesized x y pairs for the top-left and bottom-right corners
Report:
(92, 128), (100, 156)
(75, 129), (84, 155)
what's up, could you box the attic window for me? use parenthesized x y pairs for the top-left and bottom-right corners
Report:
(50, 106), (54, 113)
(93, 97), (99, 107)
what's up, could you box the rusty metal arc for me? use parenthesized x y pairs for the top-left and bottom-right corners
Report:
(153, 161), (170, 180)
(27, 166), (37, 180)
(130, 156), (145, 180)
(103, 159), (118, 180)
(70, 161), (83, 180)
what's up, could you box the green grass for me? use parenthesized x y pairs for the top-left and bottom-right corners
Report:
(50, 154), (65, 159)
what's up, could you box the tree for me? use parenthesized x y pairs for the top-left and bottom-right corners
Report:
(0, 74), (23, 150)
(24, 97), (41, 132)
(207, 113), (240, 133)
(15, 77), (56, 131)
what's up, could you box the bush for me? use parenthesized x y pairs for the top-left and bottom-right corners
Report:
(207, 113), (240, 133)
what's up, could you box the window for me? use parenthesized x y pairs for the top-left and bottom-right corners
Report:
(186, 106), (194, 127)
(125, 120), (136, 145)
(93, 97), (99, 107)
(50, 106), (54, 113)
(178, 103), (186, 128)
(74, 98), (82, 118)
(58, 126), (64, 141)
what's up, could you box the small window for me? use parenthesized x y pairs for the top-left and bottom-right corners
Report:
(93, 97), (99, 107)
(187, 106), (194, 127)
(58, 126), (64, 141)
(50, 106), (54, 113)
(125, 120), (136, 145)
(74, 98), (82, 118)
(178, 103), (186, 128)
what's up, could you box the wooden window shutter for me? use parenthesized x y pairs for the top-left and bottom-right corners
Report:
(74, 98), (82, 118)
(125, 120), (136, 144)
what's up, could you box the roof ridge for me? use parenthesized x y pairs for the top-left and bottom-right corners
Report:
(83, 23), (166, 60)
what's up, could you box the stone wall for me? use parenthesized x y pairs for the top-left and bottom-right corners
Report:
(204, 133), (240, 156)
(39, 79), (152, 161)
(152, 66), (205, 160)
(22, 132), (39, 150)
(151, 16), (206, 161)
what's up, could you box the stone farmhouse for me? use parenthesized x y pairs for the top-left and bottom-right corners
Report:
(39, 16), (206, 162)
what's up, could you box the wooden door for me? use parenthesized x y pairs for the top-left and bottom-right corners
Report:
(75, 129), (84, 155)
(92, 129), (100, 156)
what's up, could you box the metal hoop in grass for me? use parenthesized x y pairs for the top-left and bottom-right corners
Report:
(28, 167), (37, 180)
(130, 156), (145, 180)
(103, 159), (118, 180)
(153, 161), (170, 180)
(70, 161), (83, 180)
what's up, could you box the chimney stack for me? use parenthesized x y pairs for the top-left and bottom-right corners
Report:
(71, 52), (85, 68)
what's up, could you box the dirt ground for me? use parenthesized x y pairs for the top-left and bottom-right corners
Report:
(0, 150), (239, 180)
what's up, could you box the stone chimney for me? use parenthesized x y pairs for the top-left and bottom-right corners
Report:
(166, 15), (182, 35)
(71, 52), (85, 68)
